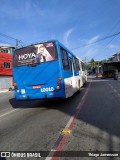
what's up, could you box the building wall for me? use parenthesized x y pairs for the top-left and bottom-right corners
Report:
(0, 52), (12, 76)
(109, 53), (120, 62)
(0, 76), (12, 89)
(0, 46), (14, 89)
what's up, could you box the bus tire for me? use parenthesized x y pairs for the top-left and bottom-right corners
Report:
(84, 81), (87, 85)
(77, 80), (81, 93)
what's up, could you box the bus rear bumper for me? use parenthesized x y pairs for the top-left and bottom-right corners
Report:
(14, 91), (65, 100)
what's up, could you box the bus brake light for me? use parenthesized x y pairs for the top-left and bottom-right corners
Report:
(13, 82), (16, 86)
(57, 81), (61, 85)
(58, 77), (62, 81)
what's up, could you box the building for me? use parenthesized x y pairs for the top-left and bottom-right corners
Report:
(108, 52), (120, 62)
(0, 45), (15, 90)
(102, 52), (120, 79)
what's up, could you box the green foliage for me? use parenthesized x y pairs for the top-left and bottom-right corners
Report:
(86, 58), (107, 70)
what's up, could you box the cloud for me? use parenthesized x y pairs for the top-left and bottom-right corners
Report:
(0, 43), (12, 47)
(86, 35), (101, 44)
(70, 35), (103, 60)
(107, 44), (119, 49)
(63, 28), (75, 47)
(75, 44), (100, 61)
(74, 41), (120, 61)
(0, 1), (45, 21)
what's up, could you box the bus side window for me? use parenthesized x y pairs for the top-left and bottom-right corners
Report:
(60, 48), (70, 70)
(81, 62), (85, 71)
(75, 58), (80, 70)
(69, 59), (73, 73)
(79, 61), (81, 71)
(72, 56), (76, 70)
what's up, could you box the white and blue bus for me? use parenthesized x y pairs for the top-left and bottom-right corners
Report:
(13, 40), (87, 100)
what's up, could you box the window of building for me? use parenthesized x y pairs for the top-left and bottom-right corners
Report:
(4, 62), (10, 68)
(1, 49), (11, 53)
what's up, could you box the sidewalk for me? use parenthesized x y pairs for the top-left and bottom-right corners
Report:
(0, 88), (9, 93)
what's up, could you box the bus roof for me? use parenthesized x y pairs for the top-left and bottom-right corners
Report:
(15, 40), (56, 51)
(14, 40), (82, 61)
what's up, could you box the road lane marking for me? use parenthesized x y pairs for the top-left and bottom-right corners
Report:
(108, 83), (120, 99)
(65, 116), (74, 128)
(67, 82), (91, 130)
(45, 81), (91, 160)
(51, 149), (56, 151)
(0, 109), (18, 119)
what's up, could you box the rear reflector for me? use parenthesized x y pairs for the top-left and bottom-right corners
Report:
(33, 86), (41, 89)
(56, 86), (60, 90)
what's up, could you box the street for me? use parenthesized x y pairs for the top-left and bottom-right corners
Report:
(0, 77), (120, 160)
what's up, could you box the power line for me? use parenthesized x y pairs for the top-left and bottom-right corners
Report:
(0, 32), (28, 47)
(0, 39), (15, 46)
(103, 36), (120, 60)
(86, 33), (120, 62)
(0, 32), (16, 41)
(107, 19), (120, 35)
(71, 31), (120, 50)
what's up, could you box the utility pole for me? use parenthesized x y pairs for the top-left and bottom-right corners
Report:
(16, 39), (21, 48)
(98, 61), (99, 74)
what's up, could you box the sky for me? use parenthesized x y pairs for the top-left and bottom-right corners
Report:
(0, 0), (120, 61)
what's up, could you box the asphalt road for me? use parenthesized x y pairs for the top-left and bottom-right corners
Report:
(0, 77), (120, 160)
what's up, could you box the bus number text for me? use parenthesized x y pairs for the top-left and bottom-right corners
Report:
(41, 87), (54, 92)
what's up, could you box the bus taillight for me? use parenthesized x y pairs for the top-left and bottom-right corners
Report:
(13, 82), (18, 90)
(58, 77), (62, 81)
(57, 81), (61, 85)
(56, 77), (62, 90)
(13, 82), (16, 86)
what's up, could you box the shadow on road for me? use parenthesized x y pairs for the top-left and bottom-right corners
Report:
(9, 77), (120, 151)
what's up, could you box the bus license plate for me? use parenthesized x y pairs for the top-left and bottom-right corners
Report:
(33, 86), (41, 89)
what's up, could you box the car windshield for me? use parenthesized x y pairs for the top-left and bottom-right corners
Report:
(13, 42), (58, 67)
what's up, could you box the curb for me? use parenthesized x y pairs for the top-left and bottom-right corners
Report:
(0, 89), (9, 93)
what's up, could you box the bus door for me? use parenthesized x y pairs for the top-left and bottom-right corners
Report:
(69, 57), (74, 76)
(68, 57), (75, 97)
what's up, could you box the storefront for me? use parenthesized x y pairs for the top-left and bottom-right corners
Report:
(102, 61), (120, 79)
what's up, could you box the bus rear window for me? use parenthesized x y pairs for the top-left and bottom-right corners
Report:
(13, 42), (58, 67)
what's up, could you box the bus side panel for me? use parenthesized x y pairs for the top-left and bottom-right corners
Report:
(79, 60), (87, 86)
(64, 75), (81, 98)
(56, 42), (73, 98)
(56, 42), (81, 98)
